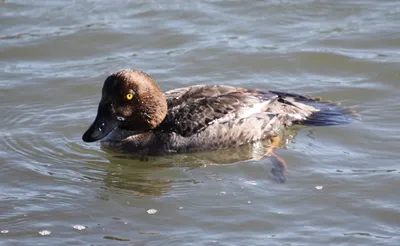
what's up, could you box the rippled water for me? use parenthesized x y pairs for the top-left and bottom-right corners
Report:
(1, 0), (400, 245)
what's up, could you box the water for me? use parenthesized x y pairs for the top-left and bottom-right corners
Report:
(1, 0), (399, 245)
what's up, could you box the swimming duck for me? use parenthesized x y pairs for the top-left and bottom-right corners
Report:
(83, 69), (352, 157)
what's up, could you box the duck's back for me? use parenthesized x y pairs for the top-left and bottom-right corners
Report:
(152, 85), (319, 153)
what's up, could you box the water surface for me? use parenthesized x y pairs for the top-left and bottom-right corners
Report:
(1, 0), (399, 245)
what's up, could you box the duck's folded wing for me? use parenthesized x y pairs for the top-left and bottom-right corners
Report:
(160, 85), (276, 137)
(159, 85), (353, 138)
(269, 91), (356, 126)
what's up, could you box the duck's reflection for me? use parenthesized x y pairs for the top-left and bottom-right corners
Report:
(102, 155), (174, 197)
(101, 129), (298, 196)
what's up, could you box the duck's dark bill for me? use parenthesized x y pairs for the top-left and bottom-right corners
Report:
(82, 104), (118, 142)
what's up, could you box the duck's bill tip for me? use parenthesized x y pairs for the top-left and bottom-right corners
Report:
(82, 130), (98, 142)
(82, 117), (118, 143)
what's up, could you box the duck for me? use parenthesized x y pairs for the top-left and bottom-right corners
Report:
(83, 69), (352, 157)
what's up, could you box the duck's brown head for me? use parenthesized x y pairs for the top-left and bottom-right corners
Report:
(82, 69), (167, 142)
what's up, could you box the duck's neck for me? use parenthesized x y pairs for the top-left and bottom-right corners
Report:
(138, 91), (167, 130)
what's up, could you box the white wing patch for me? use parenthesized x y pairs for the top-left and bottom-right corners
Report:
(240, 102), (269, 118)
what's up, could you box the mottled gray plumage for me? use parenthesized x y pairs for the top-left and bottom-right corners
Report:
(102, 85), (321, 154)
(83, 69), (353, 156)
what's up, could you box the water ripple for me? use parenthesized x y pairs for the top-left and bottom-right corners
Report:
(1, 0), (400, 245)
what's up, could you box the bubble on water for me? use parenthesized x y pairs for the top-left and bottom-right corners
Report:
(146, 209), (157, 214)
(38, 230), (51, 236)
(315, 186), (323, 190)
(247, 201), (252, 204)
(1, 230), (9, 234)
(73, 225), (86, 231)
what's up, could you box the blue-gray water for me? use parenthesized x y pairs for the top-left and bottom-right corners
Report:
(1, 0), (399, 245)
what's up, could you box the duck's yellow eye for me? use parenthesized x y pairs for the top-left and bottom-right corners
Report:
(126, 93), (133, 100)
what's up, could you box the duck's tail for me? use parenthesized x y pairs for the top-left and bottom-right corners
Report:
(270, 91), (357, 127)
